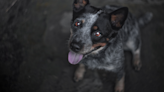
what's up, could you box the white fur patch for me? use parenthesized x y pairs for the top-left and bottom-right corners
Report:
(135, 48), (140, 54)
(126, 40), (135, 51)
(81, 13), (99, 34)
(91, 46), (105, 54)
(105, 66), (115, 71)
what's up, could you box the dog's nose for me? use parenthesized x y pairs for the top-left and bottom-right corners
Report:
(70, 42), (82, 52)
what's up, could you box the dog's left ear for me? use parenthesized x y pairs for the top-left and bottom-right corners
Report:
(109, 7), (128, 30)
(73, 0), (90, 12)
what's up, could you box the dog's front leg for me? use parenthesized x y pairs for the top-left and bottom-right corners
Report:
(115, 70), (125, 92)
(74, 63), (86, 82)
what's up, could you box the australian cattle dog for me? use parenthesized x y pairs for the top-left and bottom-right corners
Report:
(68, 0), (153, 92)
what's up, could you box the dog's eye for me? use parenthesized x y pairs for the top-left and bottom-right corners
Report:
(94, 32), (101, 37)
(75, 21), (81, 27)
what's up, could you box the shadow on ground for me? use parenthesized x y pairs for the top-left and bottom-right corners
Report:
(0, 0), (164, 92)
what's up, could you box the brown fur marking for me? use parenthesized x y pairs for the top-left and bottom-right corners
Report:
(82, 0), (87, 5)
(92, 43), (106, 48)
(74, 64), (86, 82)
(74, 0), (87, 8)
(93, 26), (98, 30)
(111, 14), (124, 27)
(82, 20), (85, 23)
(106, 38), (110, 41)
(115, 73), (125, 92)
(133, 53), (142, 71)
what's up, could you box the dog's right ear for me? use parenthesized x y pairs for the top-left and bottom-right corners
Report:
(109, 7), (128, 30)
(73, 0), (90, 12)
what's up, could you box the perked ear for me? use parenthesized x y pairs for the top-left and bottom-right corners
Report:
(73, 0), (90, 12)
(109, 7), (128, 30)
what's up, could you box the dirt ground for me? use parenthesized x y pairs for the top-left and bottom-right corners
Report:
(0, 0), (164, 92)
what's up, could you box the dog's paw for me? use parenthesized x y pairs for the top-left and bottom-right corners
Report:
(133, 54), (142, 71)
(115, 82), (124, 92)
(74, 64), (85, 82)
(115, 89), (124, 92)
(74, 71), (84, 82)
(115, 75), (125, 92)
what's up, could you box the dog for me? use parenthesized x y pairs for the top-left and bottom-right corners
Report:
(67, 0), (153, 92)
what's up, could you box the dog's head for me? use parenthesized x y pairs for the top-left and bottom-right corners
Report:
(68, 0), (128, 64)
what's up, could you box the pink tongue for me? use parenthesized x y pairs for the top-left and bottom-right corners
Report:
(68, 51), (83, 65)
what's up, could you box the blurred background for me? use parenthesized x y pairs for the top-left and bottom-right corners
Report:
(0, 0), (164, 92)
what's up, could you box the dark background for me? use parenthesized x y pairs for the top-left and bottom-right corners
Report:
(0, 0), (164, 92)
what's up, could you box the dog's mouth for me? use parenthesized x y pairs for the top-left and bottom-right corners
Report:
(68, 46), (102, 65)
(68, 51), (83, 65)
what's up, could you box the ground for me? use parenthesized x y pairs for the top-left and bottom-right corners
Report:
(0, 0), (164, 92)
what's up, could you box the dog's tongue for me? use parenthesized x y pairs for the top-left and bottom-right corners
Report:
(68, 51), (83, 65)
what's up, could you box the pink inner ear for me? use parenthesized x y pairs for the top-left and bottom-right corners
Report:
(82, 0), (87, 5)
(111, 14), (124, 27)
(74, 0), (87, 9)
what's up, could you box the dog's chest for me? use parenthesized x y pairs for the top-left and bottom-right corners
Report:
(81, 45), (124, 72)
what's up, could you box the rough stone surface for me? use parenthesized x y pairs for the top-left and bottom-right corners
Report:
(0, 0), (164, 92)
